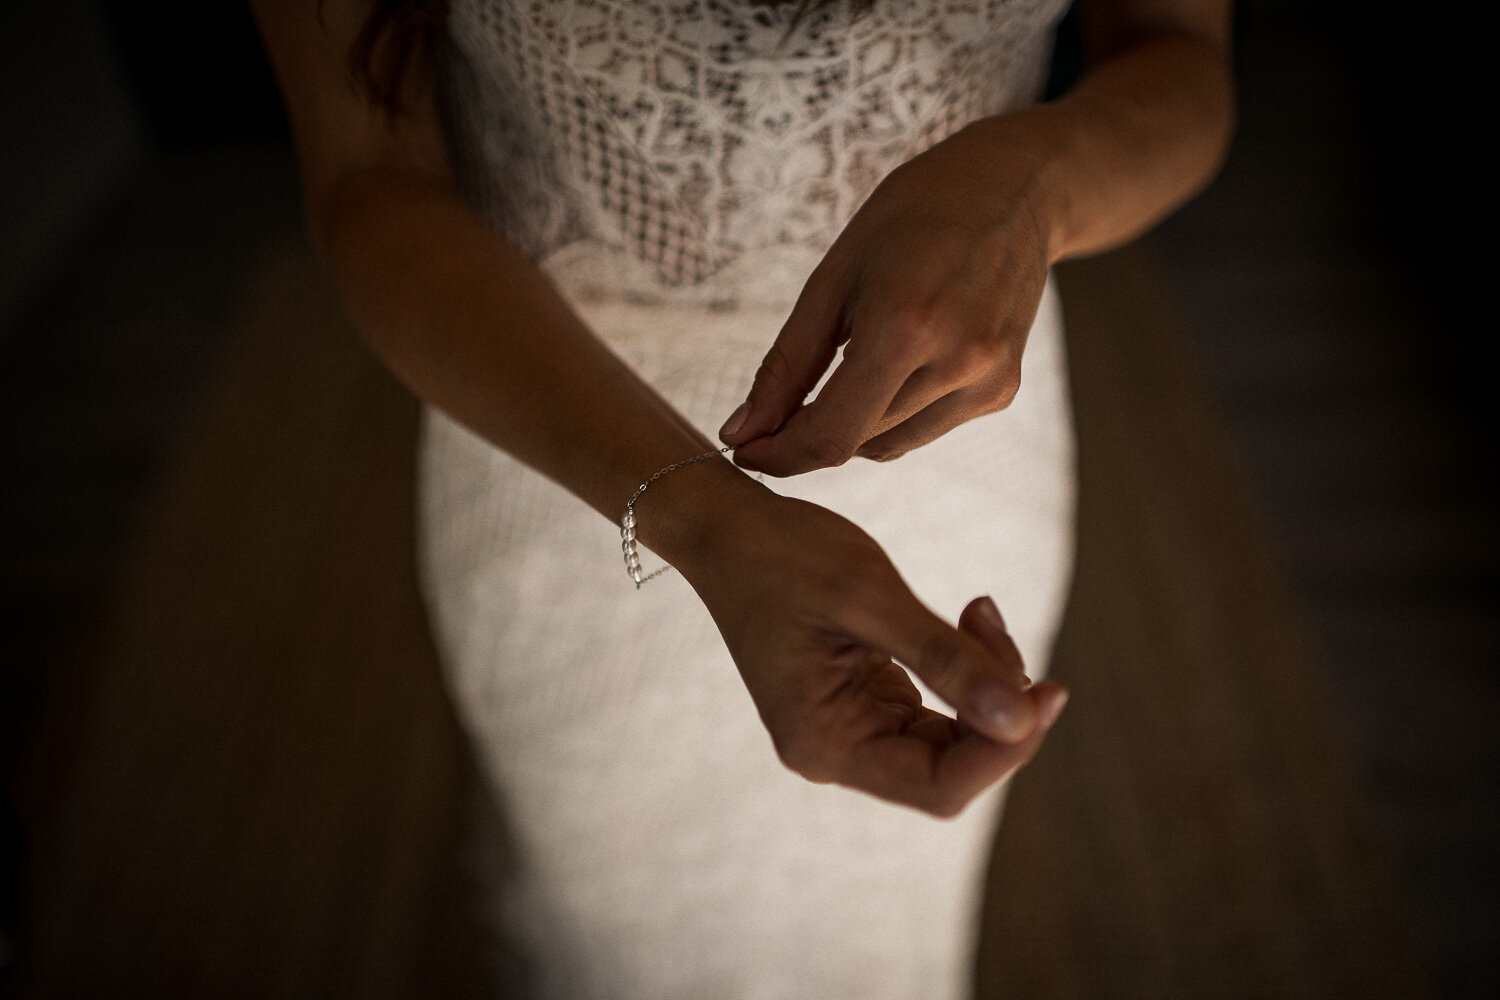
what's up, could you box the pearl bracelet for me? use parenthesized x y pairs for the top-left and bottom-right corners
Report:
(621, 447), (730, 588)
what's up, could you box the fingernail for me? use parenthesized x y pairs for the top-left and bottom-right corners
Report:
(971, 681), (1025, 741)
(1038, 689), (1070, 730)
(719, 402), (750, 442)
(976, 595), (1007, 633)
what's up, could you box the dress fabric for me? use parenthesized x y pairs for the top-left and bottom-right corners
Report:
(420, 2), (1077, 998)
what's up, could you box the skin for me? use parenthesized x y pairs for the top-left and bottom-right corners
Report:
(721, 9), (1237, 472)
(250, 0), (1233, 818)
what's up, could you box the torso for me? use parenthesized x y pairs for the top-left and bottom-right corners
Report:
(440, 0), (1072, 308)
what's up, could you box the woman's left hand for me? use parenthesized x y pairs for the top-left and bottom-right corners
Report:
(718, 116), (1059, 477)
(718, 0), (1238, 479)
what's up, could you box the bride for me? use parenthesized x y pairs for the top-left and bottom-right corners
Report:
(251, 1), (1233, 996)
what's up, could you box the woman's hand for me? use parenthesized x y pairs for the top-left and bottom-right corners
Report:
(719, 1), (1236, 478)
(718, 116), (1061, 478)
(674, 486), (1068, 817)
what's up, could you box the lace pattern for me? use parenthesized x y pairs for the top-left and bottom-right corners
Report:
(442, 0), (1071, 307)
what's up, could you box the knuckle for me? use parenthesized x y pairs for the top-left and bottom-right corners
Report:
(984, 366), (1022, 410)
(964, 361), (1021, 414)
(753, 342), (798, 392)
(946, 338), (1005, 385)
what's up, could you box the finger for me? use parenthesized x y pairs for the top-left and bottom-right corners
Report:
(856, 374), (1018, 462)
(849, 656), (926, 716)
(719, 276), (845, 447)
(730, 342), (915, 476)
(1030, 681), (1070, 733)
(957, 596), (1030, 689)
(848, 719), (1017, 816)
(943, 681), (1067, 786)
(865, 366), (956, 439)
(850, 592), (1035, 744)
(838, 690), (1065, 816)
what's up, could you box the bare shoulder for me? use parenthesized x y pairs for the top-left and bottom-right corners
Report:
(1080, 0), (1233, 54)
(248, 0), (451, 219)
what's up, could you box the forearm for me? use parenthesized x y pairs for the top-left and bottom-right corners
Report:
(1044, 27), (1235, 260)
(956, 27), (1234, 265)
(316, 167), (761, 561)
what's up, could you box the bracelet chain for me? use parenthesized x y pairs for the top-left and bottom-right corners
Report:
(621, 447), (731, 589)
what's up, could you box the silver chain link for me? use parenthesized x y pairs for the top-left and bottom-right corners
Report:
(621, 447), (731, 589)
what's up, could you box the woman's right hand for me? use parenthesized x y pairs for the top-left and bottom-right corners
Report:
(670, 484), (1068, 818)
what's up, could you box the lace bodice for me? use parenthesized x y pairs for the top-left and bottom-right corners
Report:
(442, 0), (1071, 308)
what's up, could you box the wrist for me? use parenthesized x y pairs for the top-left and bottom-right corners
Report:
(625, 452), (771, 584)
(943, 109), (1080, 267)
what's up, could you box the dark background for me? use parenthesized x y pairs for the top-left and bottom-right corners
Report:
(2, 0), (1495, 996)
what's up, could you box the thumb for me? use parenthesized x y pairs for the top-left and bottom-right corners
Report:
(866, 599), (1036, 744)
(923, 632), (1036, 743)
(719, 279), (843, 447)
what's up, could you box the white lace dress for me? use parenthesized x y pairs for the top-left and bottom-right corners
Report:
(420, 2), (1076, 997)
